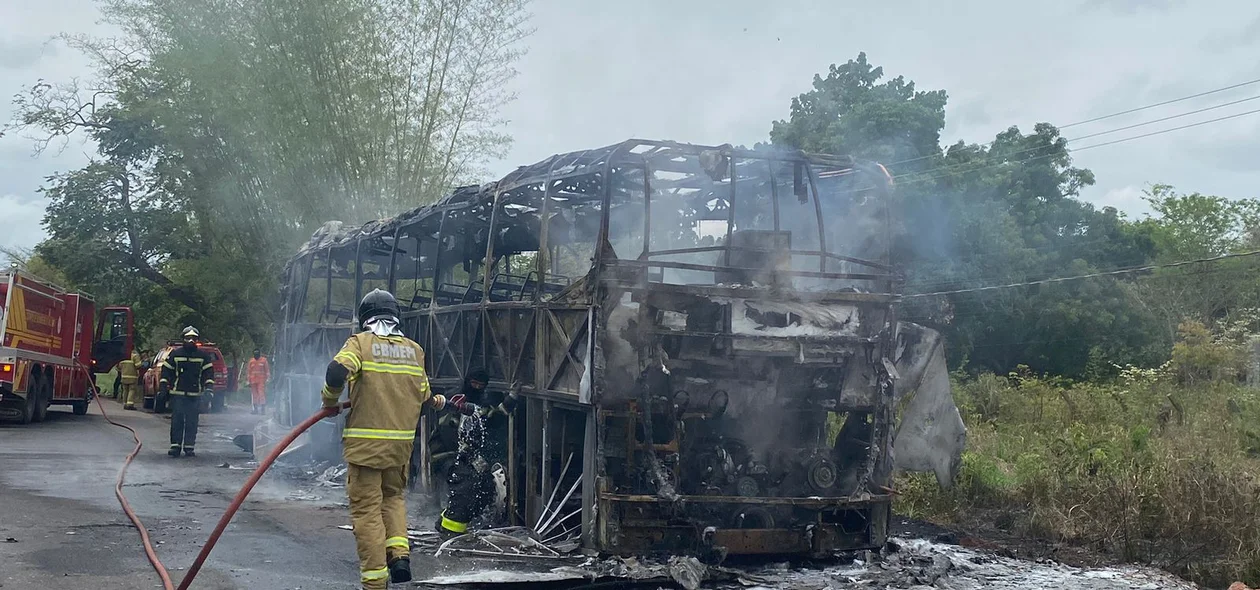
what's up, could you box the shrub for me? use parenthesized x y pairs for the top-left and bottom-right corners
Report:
(895, 370), (1260, 587)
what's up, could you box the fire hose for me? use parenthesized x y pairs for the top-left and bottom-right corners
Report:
(79, 363), (348, 590)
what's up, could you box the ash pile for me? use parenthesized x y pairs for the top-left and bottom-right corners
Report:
(413, 537), (1199, 590)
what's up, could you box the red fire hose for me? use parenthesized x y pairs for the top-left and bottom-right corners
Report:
(176, 401), (347, 590)
(81, 362), (348, 590)
(83, 366), (177, 590)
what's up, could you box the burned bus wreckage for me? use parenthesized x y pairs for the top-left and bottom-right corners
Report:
(274, 139), (966, 559)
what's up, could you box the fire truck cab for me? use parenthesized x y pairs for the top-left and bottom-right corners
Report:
(0, 269), (134, 423)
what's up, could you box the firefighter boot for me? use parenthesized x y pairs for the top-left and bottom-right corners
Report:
(389, 557), (411, 583)
(168, 445), (181, 458)
(435, 512), (466, 541)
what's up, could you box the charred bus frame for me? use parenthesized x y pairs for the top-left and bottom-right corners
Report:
(276, 139), (912, 558)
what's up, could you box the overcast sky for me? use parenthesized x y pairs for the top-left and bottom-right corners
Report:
(3, 0), (1259, 256)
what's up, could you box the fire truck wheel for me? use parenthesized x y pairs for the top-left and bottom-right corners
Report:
(33, 379), (51, 423)
(17, 397), (35, 425)
(72, 399), (89, 416)
(18, 378), (37, 425)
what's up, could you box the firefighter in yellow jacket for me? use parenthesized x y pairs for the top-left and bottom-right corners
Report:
(118, 350), (143, 410)
(322, 289), (458, 589)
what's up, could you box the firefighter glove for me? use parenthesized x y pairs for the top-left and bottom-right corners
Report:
(448, 394), (477, 416)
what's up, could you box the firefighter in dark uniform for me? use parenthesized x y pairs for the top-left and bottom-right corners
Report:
(321, 289), (469, 589)
(160, 326), (215, 458)
(426, 410), (460, 501)
(435, 372), (520, 538)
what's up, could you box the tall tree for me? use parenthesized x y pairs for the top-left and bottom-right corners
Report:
(7, 0), (532, 352)
(769, 53), (1166, 377)
(770, 52), (948, 170)
(1130, 185), (1260, 332)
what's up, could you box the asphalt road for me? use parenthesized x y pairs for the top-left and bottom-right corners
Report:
(0, 396), (362, 589)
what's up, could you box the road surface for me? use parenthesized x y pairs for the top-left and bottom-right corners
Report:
(1, 397), (1202, 590)
(0, 396), (363, 589)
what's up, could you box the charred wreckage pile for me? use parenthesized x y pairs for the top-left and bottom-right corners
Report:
(272, 139), (967, 561)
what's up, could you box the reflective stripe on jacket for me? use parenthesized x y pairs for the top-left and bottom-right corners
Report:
(323, 332), (432, 469)
(118, 351), (142, 384)
(160, 347), (215, 396)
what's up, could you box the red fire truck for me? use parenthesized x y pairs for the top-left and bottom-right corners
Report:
(0, 268), (134, 424)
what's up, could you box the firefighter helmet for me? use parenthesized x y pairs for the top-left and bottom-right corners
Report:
(181, 326), (200, 340)
(358, 288), (401, 327)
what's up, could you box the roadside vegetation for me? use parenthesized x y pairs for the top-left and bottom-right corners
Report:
(897, 319), (1260, 587)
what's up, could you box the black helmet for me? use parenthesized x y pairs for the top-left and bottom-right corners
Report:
(358, 288), (401, 327)
(467, 367), (489, 384)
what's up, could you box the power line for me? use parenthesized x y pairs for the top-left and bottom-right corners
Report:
(1069, 94), (1260, 142)
(1060, 76), (1260, 130)
(1069, 106), (1260, 151)
(893, 105), (1260, 186)
(905, 249), (1260, 298)
(884, 76), (1260, 169)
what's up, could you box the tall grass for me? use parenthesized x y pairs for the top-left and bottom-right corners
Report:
(896, 362), (1260, 587)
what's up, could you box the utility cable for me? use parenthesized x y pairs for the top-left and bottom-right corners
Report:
(894, 105), (1260, 186)
(885, 76), (1260, 168)
(904, 249), (1260, 298)
(1059, 76), (1260, 130)
(1069, 93), (1260, 142)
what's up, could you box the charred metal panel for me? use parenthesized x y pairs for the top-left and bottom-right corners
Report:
(276, 139), (967, 560)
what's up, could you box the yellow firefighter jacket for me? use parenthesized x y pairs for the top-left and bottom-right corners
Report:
(118, 351), (142, 385)
(323, 332), (433, 470)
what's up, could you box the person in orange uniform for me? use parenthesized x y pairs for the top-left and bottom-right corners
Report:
(247, 349), (271, 414)
(321, 289), (463, 589)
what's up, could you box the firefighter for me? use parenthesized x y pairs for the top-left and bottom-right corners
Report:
(426, 410), (461, 502)
(321, 288), (467, 589)
(247, 349), (271, 414)
(160, 327), (215, 458)
(119, 349), (143, 410)
(462, 369), (517, 467)
(436, 375), (520, 538)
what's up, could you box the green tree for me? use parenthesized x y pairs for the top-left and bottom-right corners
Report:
(1130, 184), (1260, 332)
(770, 52), (947, 170)
(770, 53), (1166, 377)
(7, 0), (531, 355)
